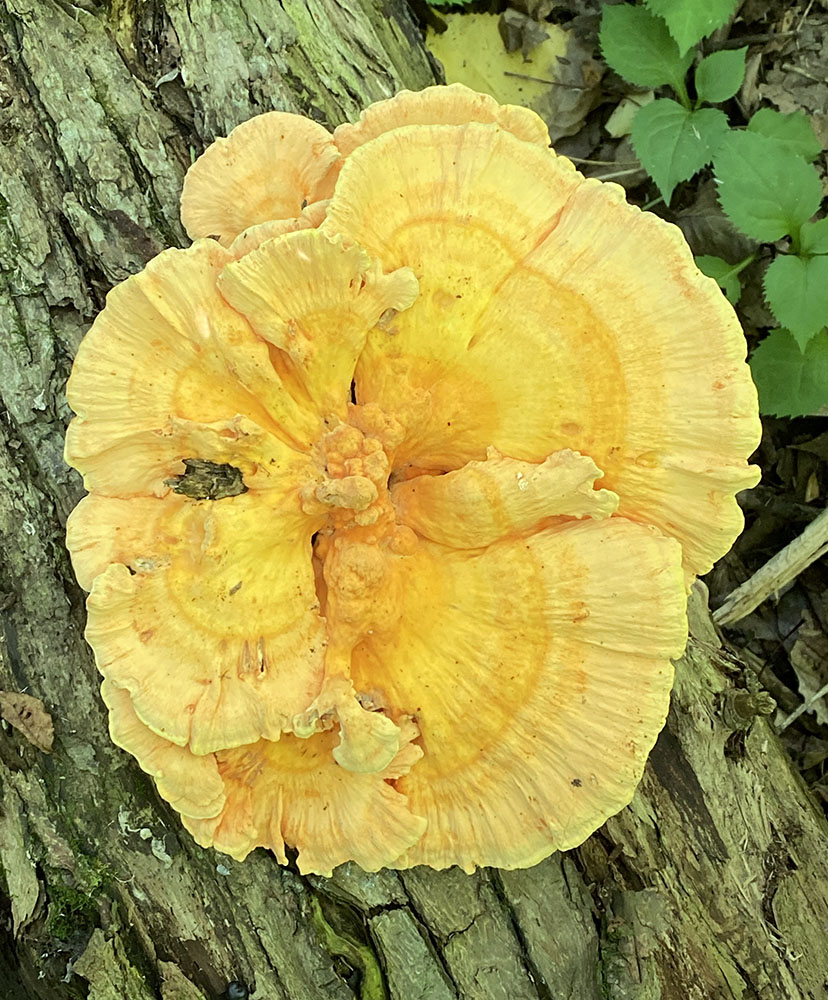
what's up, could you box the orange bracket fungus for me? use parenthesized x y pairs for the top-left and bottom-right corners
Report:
(65, 85), (761, 875)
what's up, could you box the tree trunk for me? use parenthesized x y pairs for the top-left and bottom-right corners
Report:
(1, 3), (827, 998)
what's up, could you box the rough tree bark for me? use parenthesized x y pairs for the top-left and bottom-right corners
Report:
(1, 3), (827, 999)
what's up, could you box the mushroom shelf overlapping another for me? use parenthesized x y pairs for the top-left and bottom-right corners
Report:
(65, 85), (761, 875)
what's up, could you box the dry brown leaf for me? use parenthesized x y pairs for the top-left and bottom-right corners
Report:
(0, 691), (54, 753)
(499, 9), (550, 58)
(675, 181), (755, 262)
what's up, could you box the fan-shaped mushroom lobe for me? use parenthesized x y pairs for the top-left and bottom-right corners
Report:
(180, 112), (340, 245)
(351, 518), (687, 871)
(333, 82), (551, 156)
(323, 122), (761, 580)
(183, 721), (425, 875)
(83, 491), (326, 753)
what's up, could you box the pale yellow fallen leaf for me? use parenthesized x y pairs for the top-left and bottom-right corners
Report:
(426, 12), (602, 141)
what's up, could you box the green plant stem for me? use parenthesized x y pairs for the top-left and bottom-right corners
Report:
(723, 252), (758, 281)
(594, 167), (645, 181)
(642, 194), (665, 212)
(790, 227), (802, 254)
(673, 75), (691, 110)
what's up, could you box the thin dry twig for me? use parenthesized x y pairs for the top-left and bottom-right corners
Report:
(778, 680), (828, 732)
(796, 0), (816, 34)
(502, 70), (591, 90)
(780, 63), (828, 84)
(714, 505), (828, 626)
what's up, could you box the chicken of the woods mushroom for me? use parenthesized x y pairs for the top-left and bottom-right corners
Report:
(65, 84), (761, 876)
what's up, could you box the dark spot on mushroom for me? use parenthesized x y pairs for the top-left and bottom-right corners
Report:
(166, 459), (247, 501)
(350, 379), (357, 404)
(229, 581), (243, 596)
(571, 778), (582, 787)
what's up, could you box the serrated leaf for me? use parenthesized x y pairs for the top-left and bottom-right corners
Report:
(694, 47), (747, 105)
(748, 108), (822, 162)
(800, 218), (828, 255)
(714, 130), (823, 242)
(631, 100), (728, 202)
(763, 255), (828, 349)
(600, 5), (693, 91)
(695, 254), (742, 303)
(644, 0), (739, 54)
(750, 329), (828, 417)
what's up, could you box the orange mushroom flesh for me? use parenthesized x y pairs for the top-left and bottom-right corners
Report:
(65, 85), (760, 875)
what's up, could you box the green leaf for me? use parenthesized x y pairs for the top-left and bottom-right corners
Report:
(694, 47), (747, 104)
(763, 254), (828, 349)
(631, 100), (728, 202)
(748, 108), (822, 162)
(800, 218), (828, 255)
(600, 5), (693, 92)
(695, 254), (742, 303)
(713, 130), (823, 242)
(750, 328), (828, 417)
(644, 0), (739, 54)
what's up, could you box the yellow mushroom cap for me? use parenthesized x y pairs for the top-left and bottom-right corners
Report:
(184, 718), (425, 875)
(333, 82), (551, 155)
(78, 493), (326, 753)
(65, 85), (760, 874)
(100, 679), (425, 876)
(64, 239), (323, 496)
(180, 112), (340, 245)
(322, 121), (761, 580)
(351, 517), (687, 871)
